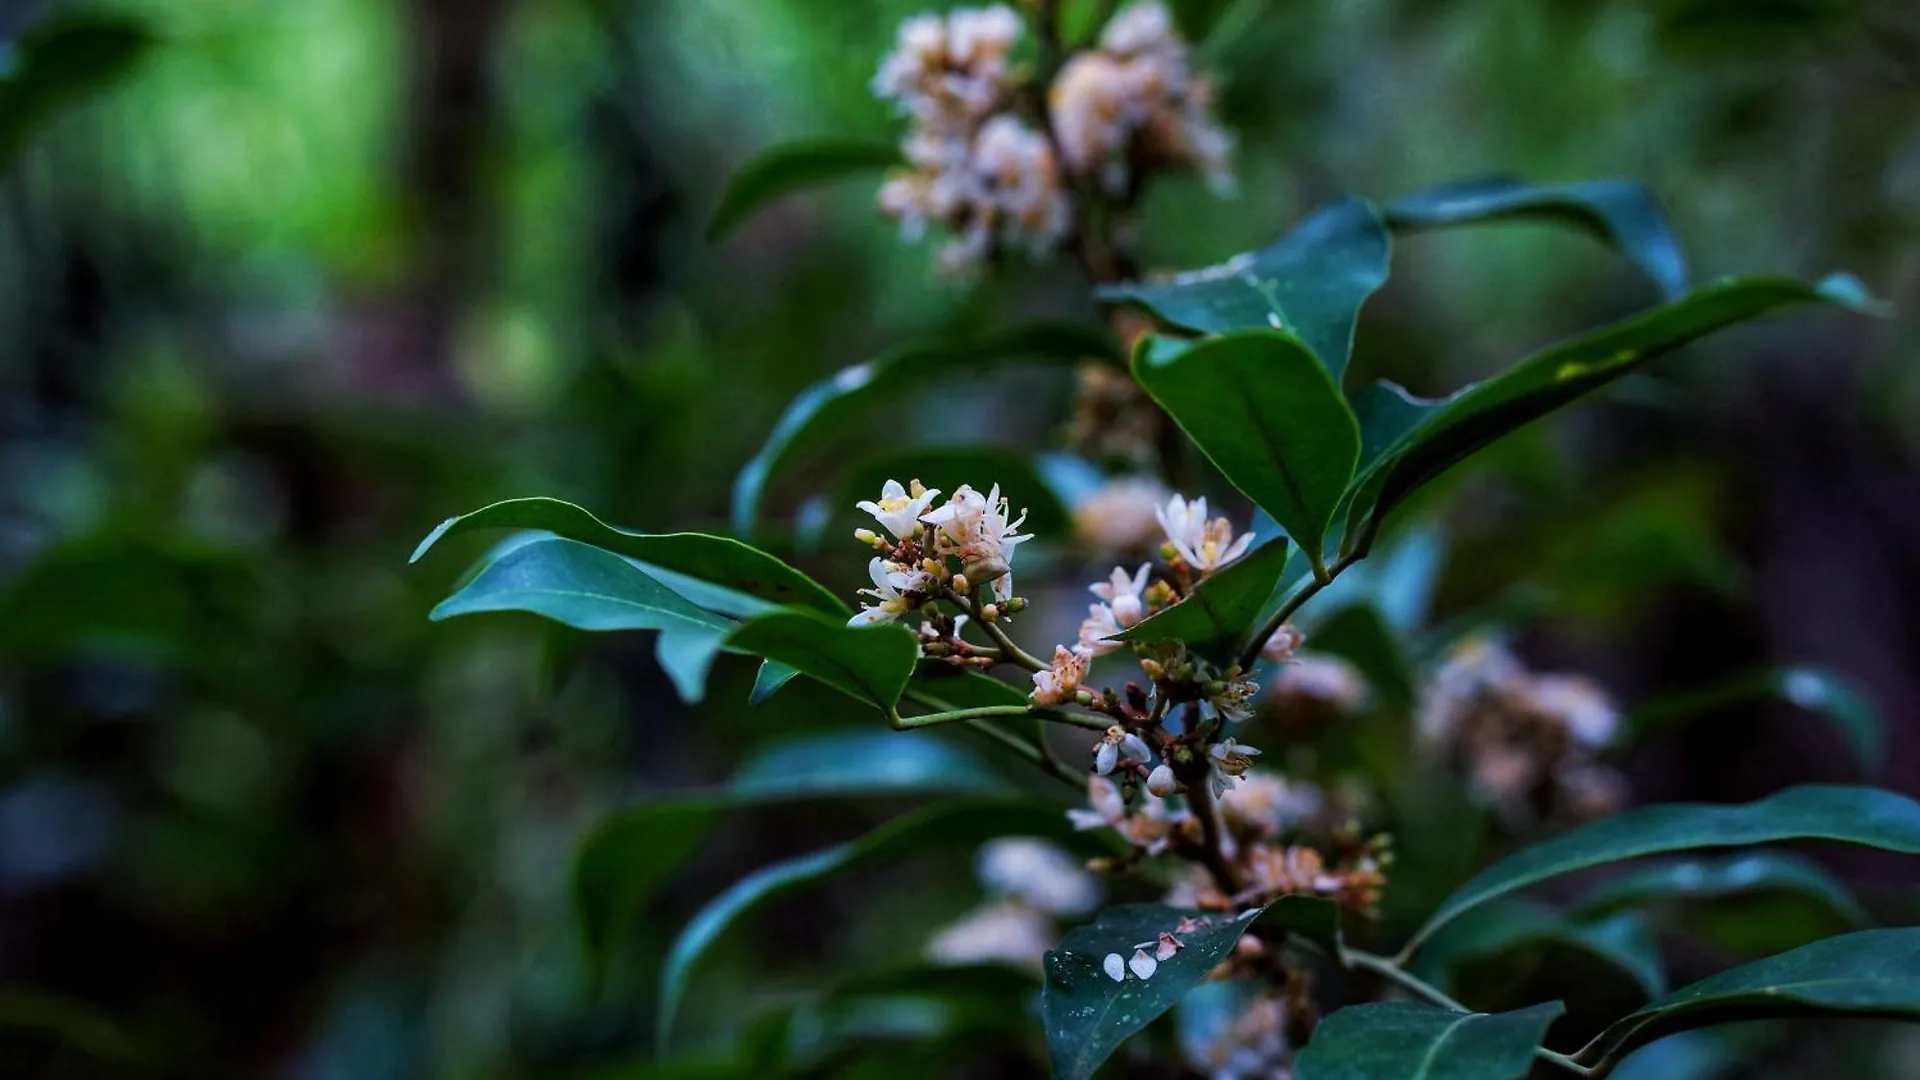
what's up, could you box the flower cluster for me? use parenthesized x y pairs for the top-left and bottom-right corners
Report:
(872, 2), (1234, 273)
(1049, 0), (1234, 196)
(873, 5), (1072, 273)
(850, 478), (1032, 628)
(1418, 638), (1628, 826)
(926, 836), (1102, 970)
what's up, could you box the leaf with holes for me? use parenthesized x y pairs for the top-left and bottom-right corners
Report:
(1099, 196), (1391, 381)
(1135, 331), (1358, 562)
(1293, 1001), (1564, 1080)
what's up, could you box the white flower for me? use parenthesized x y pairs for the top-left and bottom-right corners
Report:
(1261, 624), (1304, 665)
(1155, 493), (1254, 574)
(1276, 654), (1373, 712)
(1530, 674), (1620, 749)
(1207, 737), (1261, 797)
(1103, 952), (1127, 982)
(1073, 476), (1171, 552)
(1078, 602), (1125, 655)
(848, 557), (932, 626)
(1146, 763), (1178, 797)
(1217, 772), (1322, 839)
(926, 899), (1055, 969)
(922, 483), (1032, 600)
(1068, 773), (1127, 832)
(1032, 645), (1094, 707)
(976, 837), (1102, 917)
(1128, 947), (1158, 979)
(1091, 563), (1152, 627)
(856, 478), (941, 540)
(1205, 675), (1259, 724)
(1093, 724), (1152, 775)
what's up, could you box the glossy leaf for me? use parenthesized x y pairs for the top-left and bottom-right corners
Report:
(1572, 852), (1866, 928)
(1404, 784), (1920, 957)
(1580, 928), (1920, 1069)
(724, 608), (918, 709)
(658, 798), (1077, 1051)
(733, 321), (1116, 533)
(1112, 537), (1291, 663)
(1628, 665), (1885, 780)
(749, 659), (802, 704)
(1383, 176), (1690, 299)
(1135, 331), (1359, 560)
(0, 16), (154, 166)
(1293, 1001), (1563, 1080)
(572, 733), (1008, 975)
(1347, 274), (1880, 543)
(656, 629), (726, 704)
(429, 537), (733, 636)
(413, 496), (846, 616)
(706, 136), (901, 241)
(1411, 897), (1666, 1000)
(1099, 196), (1392, 380)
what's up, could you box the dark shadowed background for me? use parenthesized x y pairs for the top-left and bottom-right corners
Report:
(0, 0), (1917, 1076)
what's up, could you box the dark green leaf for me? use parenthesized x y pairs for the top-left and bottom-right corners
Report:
(0, 16), (154, 166)
(725, 608), (918, 709)
(658, 797), (1078, 1052)
(1301, 603), (1412, 704)
(706, 136), (902, 242)
(657, 629), (726, 704)
(1134, 331), (1359, 560)
(429, 537), (733, 635)
(733, 322), (1116, 533)
(1349, 275), (1881, 543)
(413, 496), (846, 616)
(1572, 852), (1866, 928)
(572, 733), (1008, 977)
(1112, 537), (1291, 664)
(1579, 928), (1920, 1069)
(908, 664), (1031, 710)
(1041, 904), (1261, 1080)
(836, 446), (1072, 538)
(1608, 1029), (1758, 1080)
(1383, 177), (1691, 299)
(1628, 665), (1885, 780)
(1293, 1001), (1563, 1080)
(1099, 196), (1391, 380)
(1411, 897), (1667, 1000)
(1404, 784), (1920, 957)
(750, 659), (802, 704)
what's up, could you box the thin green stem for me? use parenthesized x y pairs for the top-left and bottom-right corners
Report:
(1235, 525), (1376, 671)
(1537, 1049), (1595, 1077)
(891, 704), (1037, 730)
(1338, 946), (1469, 1013)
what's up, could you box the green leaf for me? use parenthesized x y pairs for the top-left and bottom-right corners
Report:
(0, 16), (154, 166)
(1347, 275), (1880, 544)
(836, 446), (1072, 538)
(429, 537), (733, 635)
(1293, 1001), (1564, 1080)
(1099, 196), (1392, 380)
(1112, 537), (1291, 664)
(1628, 665), (1885, 780)
(1579, 928), (1920, 1069)
(572, 732), (1008, 977)
(658, 797), (1077, 1052)
(1572, 852), (1867, 928)
(1403, 784), (1920, 958)
(733, 321), (1116, 533)
(1410, 897), (1667, 1000)
(725, 608), (918, 710)
(749, 659), (802, 704)
(1040, 904), (1258, 1080)
(656, 629), (726, 704)
(1301, 603), (1412, 705)
(1609, 1029), (1759, 1080)
(1383, 177), (1691, 300)
(706, 136), (902, 242)
(1134, 331), (1359, 560)
(413, 496), (846, 617)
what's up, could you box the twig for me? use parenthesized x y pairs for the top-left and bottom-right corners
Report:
(1338, 946), (1468, 1013)
(1186, 776), (1242, 896)
(965, 595), (1050, 672)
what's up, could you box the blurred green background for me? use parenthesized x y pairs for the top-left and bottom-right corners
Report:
(1, 0), (1917, 1075)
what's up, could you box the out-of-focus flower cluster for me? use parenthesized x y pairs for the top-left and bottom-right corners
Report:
(872, 2), (1233, 274)
(1049, 0), (1234, 196)
(1418, 638), (1628, 826)
(926, 836), (1102, 970)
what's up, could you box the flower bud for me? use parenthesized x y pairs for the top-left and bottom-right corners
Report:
(981, 603), (1001, 621)
(854, 527), (879, 546)
(1002, 596), (1030, 613)
(1146, 764), (1178, 797)
(951, 573), (971, 595)
(1075, 689), (1095, 706)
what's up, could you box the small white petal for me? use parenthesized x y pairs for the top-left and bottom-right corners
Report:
(1094, 741), (1119, 776)
(1146, 764), (1177, 797)
(1128, 949), (1158, 979)
(1120, 733), (1151, 763)
(1103, 952), (1126, 982)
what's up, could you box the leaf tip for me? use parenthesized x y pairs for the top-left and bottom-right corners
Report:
(1815, 272), (1893, 317)
(409, 517), (460, 564)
